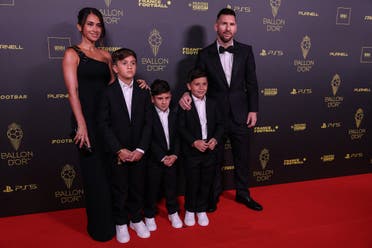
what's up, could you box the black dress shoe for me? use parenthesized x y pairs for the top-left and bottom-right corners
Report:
(235, 195), (263, 211)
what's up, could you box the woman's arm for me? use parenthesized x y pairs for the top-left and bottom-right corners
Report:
(62, 48), (90, 148)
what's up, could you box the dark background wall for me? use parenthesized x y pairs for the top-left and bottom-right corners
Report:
(0, 0), (371, 217)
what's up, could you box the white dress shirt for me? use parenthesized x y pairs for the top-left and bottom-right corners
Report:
(217, 41), (234, 86)
(192, 95), (208, 140)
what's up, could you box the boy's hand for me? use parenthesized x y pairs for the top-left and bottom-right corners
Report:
(193, 140), (208, 152)
(117, 149), (132, 164)
(130, 150), (143, 162)
(207, 138), (218, 150)
(163, 155), (178, 167)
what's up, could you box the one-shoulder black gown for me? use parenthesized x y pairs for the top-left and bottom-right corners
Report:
(71, 46), (115, 241)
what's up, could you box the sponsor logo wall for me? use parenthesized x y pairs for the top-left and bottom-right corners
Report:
(0, 0), (371, 217)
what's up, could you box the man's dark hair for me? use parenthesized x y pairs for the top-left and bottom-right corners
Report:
(217, 8), (236, 20)
(112, 48), (137, 65)
(187, 68), (208, 83)
(150, 79), (171, 96)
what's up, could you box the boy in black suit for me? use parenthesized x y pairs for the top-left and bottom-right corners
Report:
(98, 48), (152, 243)
(144, 79), (183, 231)
(178, 68), (224, 227)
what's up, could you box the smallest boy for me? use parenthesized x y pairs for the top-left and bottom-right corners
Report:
(144, 79), (183, 231)
(178, 68), (224, 227)
(98, 48), (152, 243)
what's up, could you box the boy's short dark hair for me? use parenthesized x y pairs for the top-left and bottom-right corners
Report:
(150, 79), (171, 96)
(187, 68), (208, 83)
(217, 8), (236, 20)
(112, 48), (137, 65)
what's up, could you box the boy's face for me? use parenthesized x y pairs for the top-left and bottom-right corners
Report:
(187, 76), (208, 99)
(113, 55), (137, 83)
(152, 92), (172, 112)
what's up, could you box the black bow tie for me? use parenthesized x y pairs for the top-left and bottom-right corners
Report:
(219, 45), (235, 54)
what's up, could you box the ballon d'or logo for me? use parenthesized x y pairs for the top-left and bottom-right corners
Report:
(7, 123), (23, 151)
(148, 29), (162, 56)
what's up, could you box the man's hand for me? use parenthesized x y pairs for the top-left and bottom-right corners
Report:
(179, 92), (192, 110)
(193, 140), (209, 152)
(246, 112), (257, 128)
(136, 79), (149, 89)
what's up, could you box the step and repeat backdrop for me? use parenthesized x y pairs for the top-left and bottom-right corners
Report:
(0, 0), (371, 217)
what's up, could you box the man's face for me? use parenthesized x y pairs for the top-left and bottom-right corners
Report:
(152, 92), (172, 112)
(214, 14), (237, 44)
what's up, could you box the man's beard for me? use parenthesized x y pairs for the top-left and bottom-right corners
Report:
(218, 31), (233, 43)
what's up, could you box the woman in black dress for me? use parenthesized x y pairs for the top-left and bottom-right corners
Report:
(62, 7), (115, 241)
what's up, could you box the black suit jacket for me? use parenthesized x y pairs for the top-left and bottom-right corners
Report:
(150, 107), (180, 162)
(178, 97), (224, 156)
(97, 78), (153, 155)
(196, 40), (259, 124)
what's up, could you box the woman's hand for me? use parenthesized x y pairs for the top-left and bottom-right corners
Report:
(74, 124), (91, 149)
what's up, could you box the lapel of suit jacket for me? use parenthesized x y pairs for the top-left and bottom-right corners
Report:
(114, 80), (131, 121)
(168, 109), (176, 149)
(206, 97), (213, 139)
(231, 40), (241, 87)
(131, 80), (140, 123)
(190, 97), (203, 139)
(153, 107), (168, 150)
(209, 42), (229, 89)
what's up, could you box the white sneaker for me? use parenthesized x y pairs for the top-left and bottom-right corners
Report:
(184, 211), (195, 226)
(129, 221), (151, 238)
(168, 212), (183, 228)
(145, 217), (157, 231)
(196, 212), (209, 226)
(116, 224), (130, 243)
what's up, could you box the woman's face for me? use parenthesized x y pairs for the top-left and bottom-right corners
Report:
(79, 13), (103, 42)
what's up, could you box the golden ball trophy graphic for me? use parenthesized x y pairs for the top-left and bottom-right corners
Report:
(354, 108), (364, 129)
(301, 35), (311, 59)
(7, 122), (23, 151)
(270, 0), (281, 18)
(331, 74), (341, 96)
(148, 29), (162, 56)
(259, 148), (270, 170)
(61, 164), (76, 190)
(104, 0), (111, 8)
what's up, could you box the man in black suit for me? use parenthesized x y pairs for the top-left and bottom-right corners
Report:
(98, 48), (152, 243)
(144, 79), (183, 231)
(179, 8), (262, 212)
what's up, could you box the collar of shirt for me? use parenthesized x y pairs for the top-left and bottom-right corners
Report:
(191, 94), (206, 103)
(118, 78), (134, 89)
(155, 106), (170, 115)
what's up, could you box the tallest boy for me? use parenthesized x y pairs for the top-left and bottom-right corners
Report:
(179, 8), (262, 212)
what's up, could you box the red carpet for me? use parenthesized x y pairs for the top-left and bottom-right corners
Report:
(1, 174), (371, 248)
